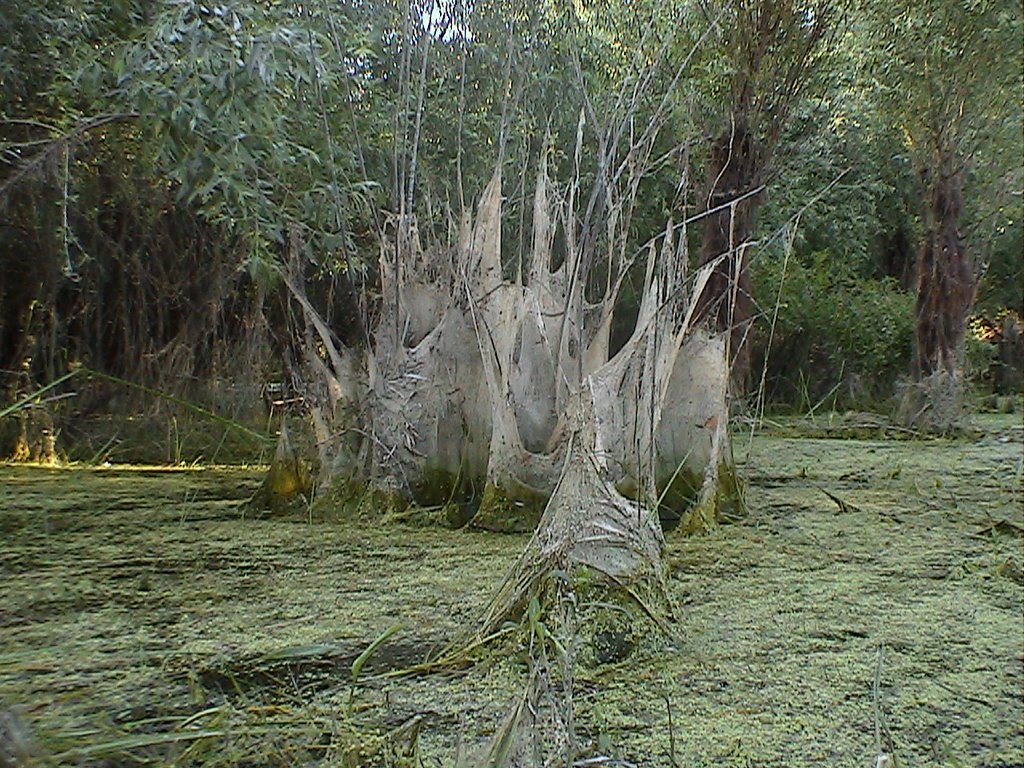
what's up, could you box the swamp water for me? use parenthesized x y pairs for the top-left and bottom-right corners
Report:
(0, 415), (1021, 766)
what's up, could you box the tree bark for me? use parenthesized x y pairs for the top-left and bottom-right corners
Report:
(913, 162), (974, 379)
(898, 155), (976, 433)
(694, 126), (761, 390)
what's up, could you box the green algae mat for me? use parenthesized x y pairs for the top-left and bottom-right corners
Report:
(1, 416), (1021, 766)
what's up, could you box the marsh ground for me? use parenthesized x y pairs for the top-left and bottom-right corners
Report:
(1, 414), (1021, 766)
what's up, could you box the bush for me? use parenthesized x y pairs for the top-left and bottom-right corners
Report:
(750, 250), (915, 409)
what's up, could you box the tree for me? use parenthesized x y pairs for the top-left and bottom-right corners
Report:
(264, 7), (742, 758)
(871, 0), (1023, 431)
(687, 0), (839, 389)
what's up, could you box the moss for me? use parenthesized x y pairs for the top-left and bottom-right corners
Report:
(244, 435), (312, 517)
(565, 565), (669, 668)
(310, 469), (481, 527)
(585, 608), (637, 665)
(409, 467), (461, 507)
(303, 478), (403, 523)
(576, 585), (637, 666)
(409, 466), (481, 527)
(650, 469), (703, 532)
(714, 459), (745, 521)
(472, 480), (548, 532)
(442, 502), (476, 529)
(677, 494), (717, 535)
(266, 456), (312, 498)
(658, 460), (746, 535)
(1, 409), (56, 464)
(614, 459), (746, 535)
(306, 478), (352, 520)
(359, 487), (410, 518)
(1, 416), (1021, 766)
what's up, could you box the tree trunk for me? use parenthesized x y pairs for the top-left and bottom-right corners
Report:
(463, 386), (670, 767)
(913, 164), (974, 379)
(694, 126), (761, 391)
(899, 157), (976, 433)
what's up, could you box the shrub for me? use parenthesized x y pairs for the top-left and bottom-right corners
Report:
(750, 250), (915, 410)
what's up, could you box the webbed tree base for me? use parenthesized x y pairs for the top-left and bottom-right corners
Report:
(897, 371), (971, 436)
(463, 390), (673, 767)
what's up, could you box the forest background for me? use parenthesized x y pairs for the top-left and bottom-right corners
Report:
(1, 2), (1023, 765)
(0, 0), (1021, 459)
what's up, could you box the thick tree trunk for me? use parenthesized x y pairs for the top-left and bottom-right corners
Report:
(913, 166), (974, 379)
(899, 159), (975, 433)
(465, 387), (670, 767)
(694, 127), (761, 391)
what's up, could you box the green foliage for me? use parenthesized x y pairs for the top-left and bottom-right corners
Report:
(865, 0), (1023, 277)
(963, 334), (998, 383)
(745, 36), (919, 408)
(752, 250), (915, 407)
(0, 0), (139, 118)
(116, 0), (374, 268)
(760, 96), (913, 278)
(869, 0), (1021, 160)
(977, 217), (1024, 316)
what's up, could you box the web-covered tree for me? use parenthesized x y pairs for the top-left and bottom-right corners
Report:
(288, 1), (742, 536)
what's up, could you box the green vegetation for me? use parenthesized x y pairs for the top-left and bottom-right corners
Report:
(751, 252), (916, 408)
(2, 0), (1021, 427)
(1, 1), (1022, 765)
(1, 418), (1020, 765)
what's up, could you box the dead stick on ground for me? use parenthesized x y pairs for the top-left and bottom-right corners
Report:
(664, 693), (680, 767)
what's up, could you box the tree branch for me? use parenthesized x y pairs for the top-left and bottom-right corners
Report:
(0, 113), (137, 202)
